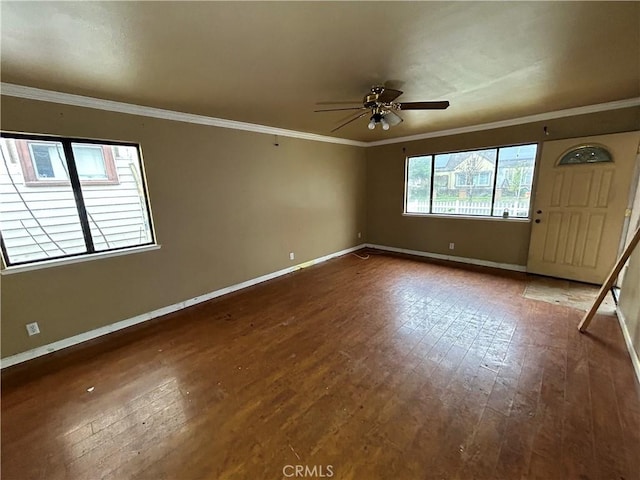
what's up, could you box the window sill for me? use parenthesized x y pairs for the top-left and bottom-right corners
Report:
(24, 180), (121, 187)
(402, 212), (531, 222)
(1, 244), (161, 275)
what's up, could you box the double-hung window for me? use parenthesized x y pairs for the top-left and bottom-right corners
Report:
(0, 132), (155, 267)
(405, 143), (538, 218)
(18, 140), (119, 186)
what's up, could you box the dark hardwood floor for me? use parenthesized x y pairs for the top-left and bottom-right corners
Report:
(2, 251), (639, 480)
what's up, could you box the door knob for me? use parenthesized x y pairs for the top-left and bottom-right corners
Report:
(536, 210), (542, 214)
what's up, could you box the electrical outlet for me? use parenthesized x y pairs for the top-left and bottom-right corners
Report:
(26, 322), (40, 336)
(358, 232), (362, 239)
(289, 252), (295, 260)
(449, 242), (455, 250)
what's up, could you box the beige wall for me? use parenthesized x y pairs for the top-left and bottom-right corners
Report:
(619, 171), (640, 366)
(366, 107), (640, 266)
(0, 96), (367, 358)
(2, 97), (639, 360)
(619, 245), (640, 363)
(367, 141), (531, 265)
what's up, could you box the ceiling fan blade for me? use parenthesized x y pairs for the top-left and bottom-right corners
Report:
(398, 101), (450, 110)
(378, 88), (403, 103)
(316, 101), (362, 105)
(383, 110), (403, 126)
(314, 107), (366, 112)
(331, 111), (369, 132)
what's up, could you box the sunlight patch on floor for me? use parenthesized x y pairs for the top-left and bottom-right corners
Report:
(523, 276), (616, 315)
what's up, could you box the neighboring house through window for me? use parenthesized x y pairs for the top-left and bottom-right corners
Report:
(0, 132), (155, 267)
(29, 142), (66, 180)
(405, 143), (538, 218)
(434, 174), (449, 188)
(17, 140), (119, 186)
(455, 171), (492, 187)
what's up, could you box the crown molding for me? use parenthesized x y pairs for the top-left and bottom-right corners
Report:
(2, 83), (638, 148)
(0, 83), (368, 148)
(367, 97), (640, 147)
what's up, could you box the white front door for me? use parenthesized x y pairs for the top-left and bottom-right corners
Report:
(527, 131), (640, 284)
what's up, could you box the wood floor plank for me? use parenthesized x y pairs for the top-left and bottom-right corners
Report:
(2, 252), (639, 479)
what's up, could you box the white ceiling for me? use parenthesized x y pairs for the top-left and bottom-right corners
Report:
(1, 2), (639, 142)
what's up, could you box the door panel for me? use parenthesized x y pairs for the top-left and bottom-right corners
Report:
(568, 171), (592, 206)
(527, 131), (640, 284)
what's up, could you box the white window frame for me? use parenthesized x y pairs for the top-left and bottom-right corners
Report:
(28, 141), (68, 181)
(74, 144), (109, 180)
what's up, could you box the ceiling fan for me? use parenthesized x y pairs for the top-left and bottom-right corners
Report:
(315, 85), (450, 132)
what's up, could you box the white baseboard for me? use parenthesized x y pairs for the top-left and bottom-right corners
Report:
(0, 244), (366, 369)
(365, 243), (527, 272)
(616, 307), (640, 386)
(10, 242), (634, 382)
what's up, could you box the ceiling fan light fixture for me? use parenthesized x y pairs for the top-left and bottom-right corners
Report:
(315, 85), (449, 132)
